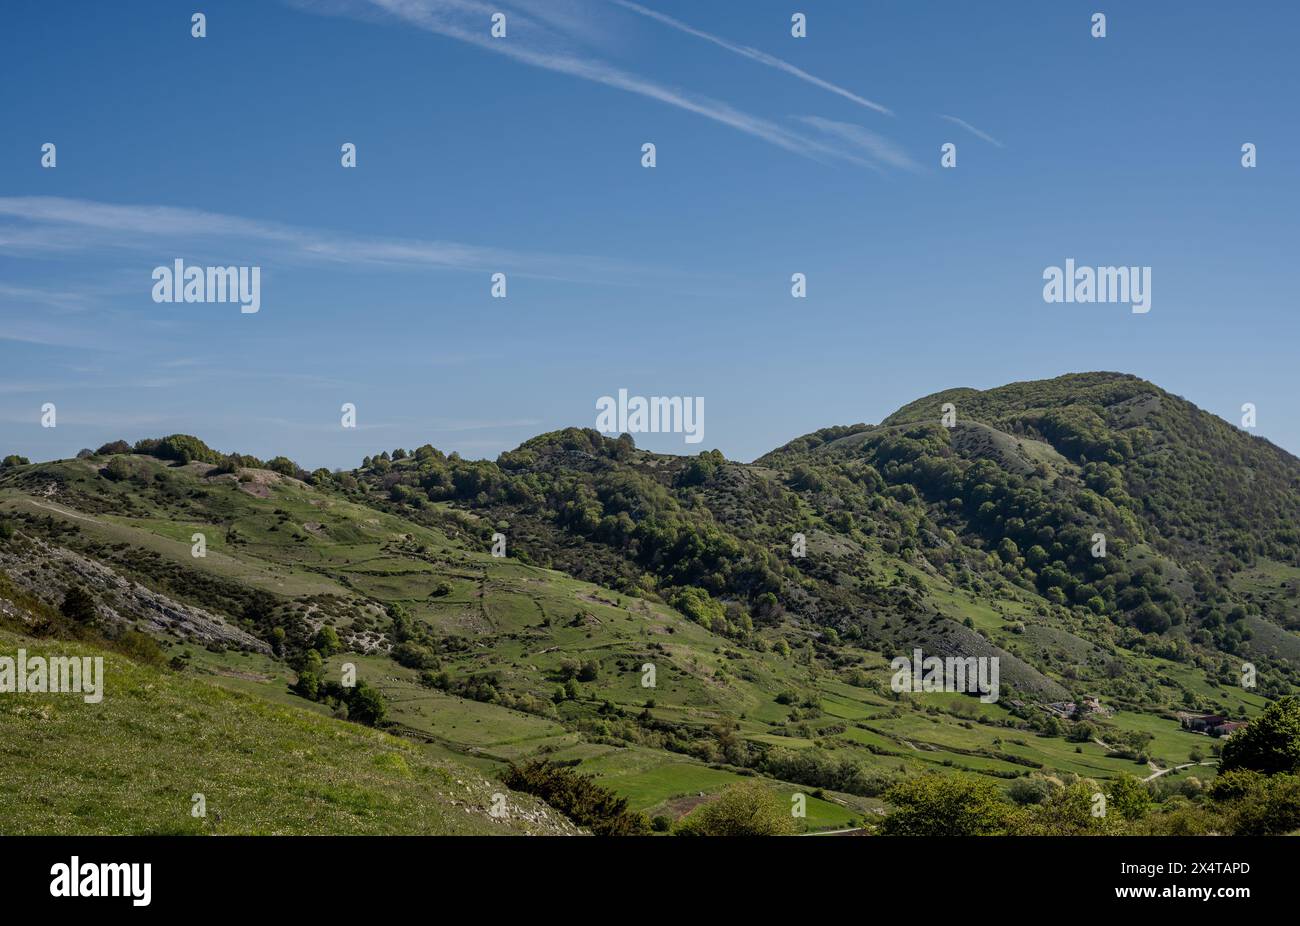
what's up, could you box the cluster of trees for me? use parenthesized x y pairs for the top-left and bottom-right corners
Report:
(759, 747), (898, 797)
(502, 763), (806, 836)
(289, 626), (387, 726)
(844, 424), (1181, 633)
(882, 697), (1300, 835)
(90, 434), (309, 480)
(346, 429), (788, 640)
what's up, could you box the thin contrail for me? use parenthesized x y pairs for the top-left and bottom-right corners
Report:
(613, 0), (893, 116)
(939, 114), (1005, 148)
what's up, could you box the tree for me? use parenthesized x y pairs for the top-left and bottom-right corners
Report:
(880, 775), (1013, 836)
(1221, 696), (1300, 775)
(266, 456), (302, 478)
(312, 626), (341, 657)
(672, 587), (725, 631)
(611, 433), (635, 461)
(674, 782), (795, 836)
(292, 650), (323, 700)
(1133, 602), (1171, 634)
(1007, 776), (1053, 806)
(392, 641), (437, 670)
(59, 585), (98, 625)
(1107, 773), (1151, 820)
(347, 682), (387, 726)
(1, 455), (30, 468)
(103, 457), (134, 482)
(1011, 781), (1126, 835)
(1211, 771), (1300, 835)
(679, 454), (718, 486)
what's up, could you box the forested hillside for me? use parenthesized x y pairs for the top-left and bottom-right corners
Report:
(3, 373), (1298, 835)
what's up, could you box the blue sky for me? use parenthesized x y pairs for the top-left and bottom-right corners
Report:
(1, 0), (1297, 469)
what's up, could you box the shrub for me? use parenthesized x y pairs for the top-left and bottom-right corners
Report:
(1222, 773), (1300, 835)
(392, 641), (438, 670)
(674, 782), (795, 836)
(881, 775), (1013, 836)
(503, 760), (650, 836)
(111, 629), (165, 666)
(1008, 776), (1053, 806)
(430, 581), (453, 598)
(311, 626), (341, 658)
(102, 458), (135, 482)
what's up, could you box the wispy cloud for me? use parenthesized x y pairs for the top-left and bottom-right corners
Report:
(797, 116), (920, 172)
(0, 320), (112, 350)
(612, 0), (892, 116)
(0, 196), (661, 286)
(0, 408), (178, 429)
(939, 114), (1004, 148)
(0, 283), (94, 312)
(0, 380), (57, 396)
(248, 414), (541, 434)
(286, 0), (870, 164)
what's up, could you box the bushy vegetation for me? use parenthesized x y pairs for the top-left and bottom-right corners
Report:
(503, 760), (650, 835)
(673, 781), (795, 836)
(2, 372), (1297, 836)
(881, 698), (1300, 835)
(93, 433), (307, 479)
(1220, 696), (1300, 775)
(329, 373), (1300, 708)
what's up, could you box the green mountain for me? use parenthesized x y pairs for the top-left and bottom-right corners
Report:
(2, 372), (1297, 835)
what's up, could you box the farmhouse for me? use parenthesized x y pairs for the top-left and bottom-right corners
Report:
(1178, 713), (1227, 732)
(1214, 720), (1249, 737)
(1177, 713), (1248, 737)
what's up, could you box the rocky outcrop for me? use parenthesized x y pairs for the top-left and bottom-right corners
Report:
(0, 536), (271, 654)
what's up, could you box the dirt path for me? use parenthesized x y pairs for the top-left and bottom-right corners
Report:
(23, 499), (102, 524)
(1141, 760), (1215, 783)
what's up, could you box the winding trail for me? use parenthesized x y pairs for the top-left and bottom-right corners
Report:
(1141, 760), (1216, 783)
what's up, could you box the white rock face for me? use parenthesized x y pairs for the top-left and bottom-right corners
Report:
(0, 536), (271, 654)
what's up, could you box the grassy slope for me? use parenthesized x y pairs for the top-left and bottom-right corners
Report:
(2, 459), (874, 829)
(0, 627), (576, 835)
(7, 381), (1292, 834)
